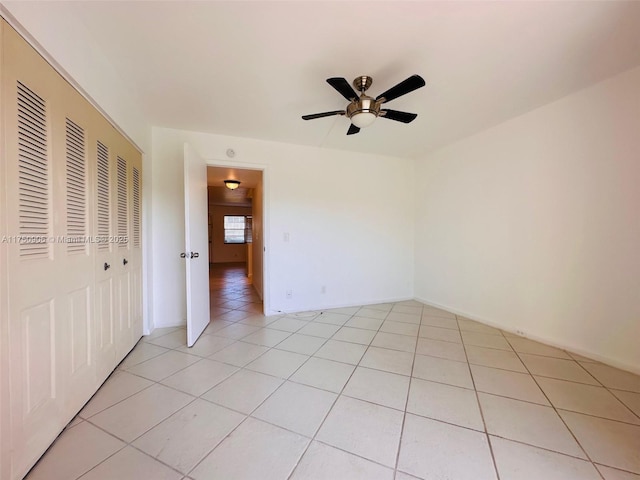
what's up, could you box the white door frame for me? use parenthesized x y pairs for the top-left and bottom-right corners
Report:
(205, 158), (270, 315)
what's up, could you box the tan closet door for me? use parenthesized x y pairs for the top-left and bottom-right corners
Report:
(0, 20), (10, 480)
(94, 127), (141, 368)
(56, 82), (97, 418)
(93, 133), (117, 382)
(93, 123), (142, 376)
(3, 23), (72, 477)
(129, 157), (143, 341)
(114, 154), (132, 361)
(1, 21), (143, 479)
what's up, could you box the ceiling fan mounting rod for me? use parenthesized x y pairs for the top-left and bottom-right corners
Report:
(353, 75), (373, 93)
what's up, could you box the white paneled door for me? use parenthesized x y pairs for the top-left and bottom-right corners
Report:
(94, 139), (117, 382)
(114, 155), (133, 361)
(183, 144), (211, 346)
(4, 26), (71, 477)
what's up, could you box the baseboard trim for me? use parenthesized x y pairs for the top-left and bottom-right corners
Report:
(267, 296), (414, 316)
(414, 296), (640, 376)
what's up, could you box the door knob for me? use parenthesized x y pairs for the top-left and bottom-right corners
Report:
(190, 252), (199, 259)
(104, 262), (110, 271)
(180, 253), (187, 258)
(123, 258), (128, 266)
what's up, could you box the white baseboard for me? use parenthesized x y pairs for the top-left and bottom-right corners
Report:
(267, 295), (414, 316)
(414, 296), (640, 376)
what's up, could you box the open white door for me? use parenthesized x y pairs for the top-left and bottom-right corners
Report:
(184, 144), (211, 346)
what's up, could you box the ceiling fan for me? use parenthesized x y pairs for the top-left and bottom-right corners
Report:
(302, 74), (426, 135)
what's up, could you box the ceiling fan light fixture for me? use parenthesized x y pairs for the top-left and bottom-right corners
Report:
(224, 179), (241, 190)
(351, 111), (377, 128)
(347, 96), (380, 128)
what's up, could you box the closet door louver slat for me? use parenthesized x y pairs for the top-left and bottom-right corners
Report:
(132, 167), (140, 248)
(65, 118), (87, 254)
(17, 81), (49, 259)
(116, 156), (128, 248)
(96, 142), (110, 250)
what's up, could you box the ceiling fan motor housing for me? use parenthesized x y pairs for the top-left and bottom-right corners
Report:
(347, 95), (382, 123)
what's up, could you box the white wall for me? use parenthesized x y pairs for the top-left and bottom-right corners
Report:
(414, 66), (640, 373)
(152, 127), (415, 325)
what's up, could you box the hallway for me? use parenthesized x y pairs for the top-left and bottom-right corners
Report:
(209, 261), (262, 318)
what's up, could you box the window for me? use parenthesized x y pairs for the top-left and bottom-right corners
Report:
(224, 215), (248, 244)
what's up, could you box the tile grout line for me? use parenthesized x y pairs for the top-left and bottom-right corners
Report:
(81, 292), (261, 479)
(23, 416), (127, 480)
(392, 304), (423, 480)
(287, 303), (416, 480)
(78, 379), (158, 421)
(64, 341), (205, 475)
(458, 314), (502, 480)
(606, 388), (640, 423)
(185, 309), (344, 479)
(504, 338), (606, 480)
(180, 307), (281, 477)
(287, 303), (399, 480)
(80, 394), (201, 480)
(567, 354), (640, 422)
(551, 407), (640, 428)
(286, 304), (397, 480)
(501, 338), (640, 421)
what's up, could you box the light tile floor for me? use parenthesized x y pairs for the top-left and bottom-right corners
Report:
(25, 292), (640, 479)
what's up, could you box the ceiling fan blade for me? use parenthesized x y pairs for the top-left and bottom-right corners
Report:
(380, 109), (418, 123)
(376, 75), (426, 103)
(346, 124), (360, 135)
(327, 77), (359, 101)
(302, 110), (345, 120)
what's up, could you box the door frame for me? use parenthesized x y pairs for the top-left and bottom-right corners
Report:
(205, 159), (270, 315)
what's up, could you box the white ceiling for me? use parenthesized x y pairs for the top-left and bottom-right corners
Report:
(5, 1), (640, 158)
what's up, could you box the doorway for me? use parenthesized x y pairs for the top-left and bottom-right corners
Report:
(206, 166), (265, 320)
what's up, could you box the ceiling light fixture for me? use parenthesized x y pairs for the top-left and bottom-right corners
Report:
(347, 96), (380, 128)
(347, 76), (380, 129)
(224, 180), (241, 190)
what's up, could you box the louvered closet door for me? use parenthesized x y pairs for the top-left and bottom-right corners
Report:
(117, 143), (143, 359)
(130, 157), (143, 341)
(0, 23), (8, 480)
(94, 135), (117, 381)
(2, 21), (144, 479)
(94, 128), (141, 368)
(114, 154), (133, 361)
(56, 87), (97, 416)
(3, 24), (72, 477)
